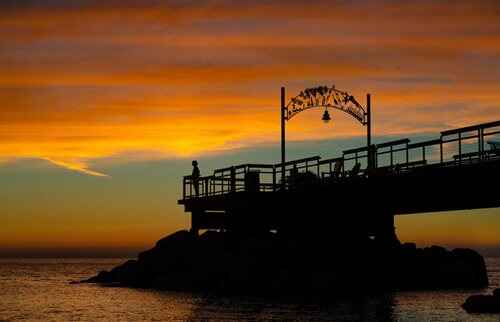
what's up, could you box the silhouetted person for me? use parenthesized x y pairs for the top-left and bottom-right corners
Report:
(350, 162), (361, 177)
(191, 160), (200, 196)
(333, 159), (343, 178)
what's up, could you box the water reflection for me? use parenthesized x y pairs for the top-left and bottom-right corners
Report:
(182, 293), (396, 322)
(2, 258), (499, 321)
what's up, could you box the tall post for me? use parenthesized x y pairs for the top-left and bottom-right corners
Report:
(366, 93), (372, 169)
(281, 87), (286, 189)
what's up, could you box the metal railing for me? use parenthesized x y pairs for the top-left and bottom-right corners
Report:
(181, 120), (500, 200)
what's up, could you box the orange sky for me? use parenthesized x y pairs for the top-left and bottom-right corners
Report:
(1, 0), (500, 255)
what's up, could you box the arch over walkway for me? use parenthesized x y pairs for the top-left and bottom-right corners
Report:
(285, 86), (367, 124)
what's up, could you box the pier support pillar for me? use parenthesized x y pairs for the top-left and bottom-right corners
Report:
(375, 213), (400, 248)
(190, 210), (201, 237)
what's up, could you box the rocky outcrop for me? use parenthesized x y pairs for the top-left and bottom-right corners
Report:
(393, 244), (488, 290)
(462, 288), (500, 313)
(81, 230), (488, 294)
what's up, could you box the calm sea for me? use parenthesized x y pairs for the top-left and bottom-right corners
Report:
(0, 257), (499, 321)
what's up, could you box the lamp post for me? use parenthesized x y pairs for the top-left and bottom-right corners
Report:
(281, 87), (286, 186)
(280, 85), (372, 186)
(367, 93), (372, 167)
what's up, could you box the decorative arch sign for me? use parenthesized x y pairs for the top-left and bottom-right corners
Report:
(285, 85), (367, 124)
(279, 85), (372, 180)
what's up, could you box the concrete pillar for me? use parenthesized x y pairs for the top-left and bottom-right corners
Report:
(190, 210), (201, 237)
(375, 213), (400, 248)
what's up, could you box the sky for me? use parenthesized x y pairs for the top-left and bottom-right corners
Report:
(1, 0), (500, 257)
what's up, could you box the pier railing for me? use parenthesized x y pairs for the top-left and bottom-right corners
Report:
(182, 120), (500, 200)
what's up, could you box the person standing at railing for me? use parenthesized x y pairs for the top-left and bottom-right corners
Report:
(191, 160), (201, 196)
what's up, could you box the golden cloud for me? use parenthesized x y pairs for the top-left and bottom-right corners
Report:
(1, 0), (500, 176)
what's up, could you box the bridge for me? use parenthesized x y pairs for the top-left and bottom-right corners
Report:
(178, 87), (500, 245)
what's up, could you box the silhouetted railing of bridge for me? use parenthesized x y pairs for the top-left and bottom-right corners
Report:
(182, 120), (500, 200)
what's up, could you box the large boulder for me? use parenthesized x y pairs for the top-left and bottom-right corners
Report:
(393, 245), (488, 289)
(462, 289), (500, 313)
(80, 230), (489, 294)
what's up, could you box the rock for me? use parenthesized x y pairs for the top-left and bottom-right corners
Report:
(80, 230), (489, 294)
(155, 229), (194, 249)
(401, 242), (416, 252)
(426, 245), (447, 257)
(462, 293), (500, 313)
(393, 245), (488, 290)
(450, 248), (488, 288)
(81, 270), (112, 283)
(107, 260), (139, 284)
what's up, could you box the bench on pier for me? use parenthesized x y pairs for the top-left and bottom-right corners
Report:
(321, 161), (364, 179)
(402, 159), (427, 168)
(373, 159), (427, 176)
(453, 151), (482, 161)
(453, 146), (500, 162)
(487, 141), (500, 156)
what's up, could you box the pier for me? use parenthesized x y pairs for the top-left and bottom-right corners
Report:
(178, 87), (500, 244)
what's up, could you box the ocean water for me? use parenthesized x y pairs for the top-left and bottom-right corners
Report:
(0, 257), (499, 321)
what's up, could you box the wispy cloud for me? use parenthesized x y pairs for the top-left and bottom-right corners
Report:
(43, 157), (109, 177)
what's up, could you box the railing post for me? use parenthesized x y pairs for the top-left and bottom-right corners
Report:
(478, 129), (482, 160)
(390, 145), (393, 167)
(458, 132), (462, 164)
(204, 178), (209, 196)
(481, 128), (485, 157)
(439, 137), (443, 163)
(272, 165), (276, 192)
(183, 177), (186, 200)
(406, 142), (409, 164)
(230, 166), (236, 193)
